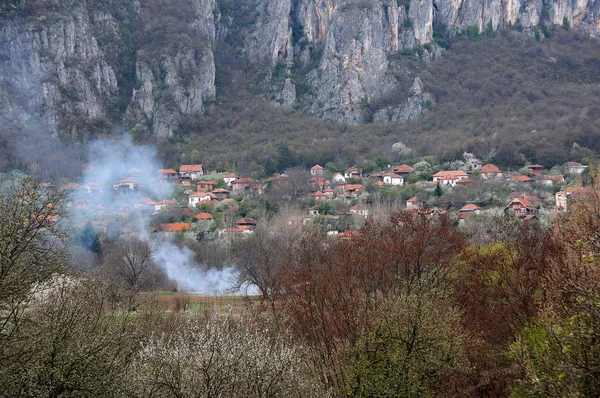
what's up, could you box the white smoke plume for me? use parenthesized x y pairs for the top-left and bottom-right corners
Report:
(70, 134), (245, 295)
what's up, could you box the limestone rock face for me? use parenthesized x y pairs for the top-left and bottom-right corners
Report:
(0, 4), (118, 129)
(372, 77), (435, 122)
(125, 0), (217, 137)
(0, 0), (217, 138)
(1, 0), (600, 134)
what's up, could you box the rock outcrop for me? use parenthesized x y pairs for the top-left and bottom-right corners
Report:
(372, 77), (435, 123)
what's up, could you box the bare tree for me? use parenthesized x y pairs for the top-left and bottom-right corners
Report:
(101, 236), (164, 310)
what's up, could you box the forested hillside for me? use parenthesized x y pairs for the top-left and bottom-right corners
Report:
(1, 0), (600, 176)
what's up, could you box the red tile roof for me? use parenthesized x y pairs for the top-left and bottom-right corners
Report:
(460, 204), (481, 211)
(509, 175), (533, 183)
(394, 164), (413, 173)
(158, 169), (177, 174)
(179, 164), (203, 172)
(195, 212), (214, 220)
(433, 170), (468, 179)
(311, 164), (324, 170)
(236, 217), (257, 225)
(160, 223), (191, 232)
(480, 164), (501, 173)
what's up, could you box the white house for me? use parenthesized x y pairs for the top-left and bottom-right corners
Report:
(332, 173), (346, 184)
(432, 171), (469, 186)
(179, 164), (204, 181)
(564, 162), (588, 175)
(382, 173), (404, 186)
(223, 173), (238, 186)
(188, 191), (211, 207)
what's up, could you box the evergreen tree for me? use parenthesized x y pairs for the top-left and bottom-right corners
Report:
(434, 182), (443, 197)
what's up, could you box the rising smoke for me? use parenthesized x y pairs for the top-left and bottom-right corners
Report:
(71, 134), (243, 294)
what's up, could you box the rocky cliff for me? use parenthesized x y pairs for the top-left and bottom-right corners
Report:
(1, 0), (599, 137)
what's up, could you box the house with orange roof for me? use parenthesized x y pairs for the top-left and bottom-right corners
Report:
(231, 177), (258, 195)
(382, 173), (404, 186)
(310, 191), (327, 201)
(158, 169), (178, 182)
(195, 212), (214, 221)
(406, 196), (420, 208)
(160, 223), (191, 232)
(457, 203), (482, 223)
(480, 164), (502, 179)
(189, 191), (212, 207)
(393, 164), (413, 175)
(310, 164), (324, 176)
(344, 184), (364, 197)
(113, 177), (139, 191)
(504, 197), (537, 217)
(197, 180), (217, 192)
(236, 218), (258, 231)
(83, 181), (103, 194)
(223, 173), (238, 186)
(323, 188), (335, 199)
(211, 188), (230, 200)
(509, 175), (533, 183)
(179, 164), (204, 181)
(525, 164), (544, 176)
(432, 170), (469, 186)
(344, 166), (363, 179)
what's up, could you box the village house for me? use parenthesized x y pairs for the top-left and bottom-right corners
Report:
(236, 217), (258, 231)
(211, 188), (230, 200)
(344, 184), (364, 197)
(344, 166), (362, 179)
(332, 173), (346, 184)
(154, 199), (176, 212)
(231, 177), (258, 195)
(393, 164), (413, 175)
(525, 164), (544, 176)
(456, 204), (482, 224)
(564, 162), (588, 175)
(134, 198), (157, 213)
(406, 196), (420, 208)
(555, 187), (593, 211)
(509, 175), (534, 183)
(159, 223), (191, 232)
(309, 175), (331, 192)
(309, 205), (320, 217)
(310, 191), (327, 201)
(112, 177), (139, 191)
(189, 192), (212, 207)
(323, 188), (335, 199)
(467, 158), (484, 172)
(179, 164), (204, 182)
(83, 182), (103, 194)
(310, 164), (324, 176)
(504, 197), (538, 217)
(535, 175), (564, 187)
(158, 169), (178, 183)
(480, 164), (502, 179)
(382, 173), (404, 186)
(349, 204), (369, 217)
(432, 170), (469, 186)
(197, 180), (218, 192)
(195, 212), (214, 221)
(223, 173), (238, 186)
